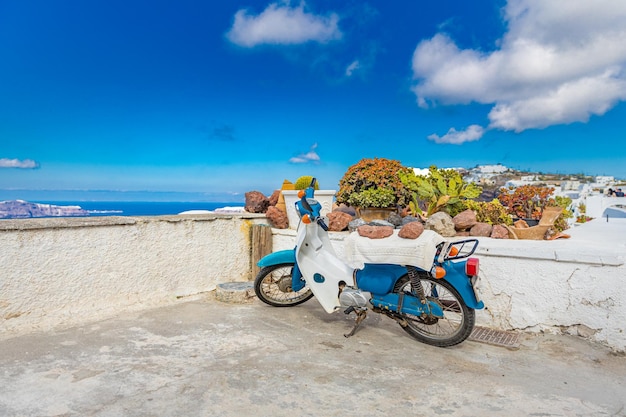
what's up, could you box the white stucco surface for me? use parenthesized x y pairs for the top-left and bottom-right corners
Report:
(0, 214), (264, 338)
(2, 214), (624, 352)
(273, 219), (626, 351)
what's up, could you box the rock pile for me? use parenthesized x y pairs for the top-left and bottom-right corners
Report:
(244, 190), (511, 239)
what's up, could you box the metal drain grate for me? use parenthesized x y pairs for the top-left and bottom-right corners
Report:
(469, 326), (521, 350)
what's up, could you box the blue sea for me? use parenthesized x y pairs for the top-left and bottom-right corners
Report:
(40, 201), (244, 217)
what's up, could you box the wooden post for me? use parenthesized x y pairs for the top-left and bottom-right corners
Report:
(250, 224), (273, 280)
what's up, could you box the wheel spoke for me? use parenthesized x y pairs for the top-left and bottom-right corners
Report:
(393, 274), (475, 346)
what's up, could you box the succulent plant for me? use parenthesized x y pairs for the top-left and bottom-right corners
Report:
(294, 176), (319, 190)
(496, 185), (556, 220)
(464, 199), (513, 225)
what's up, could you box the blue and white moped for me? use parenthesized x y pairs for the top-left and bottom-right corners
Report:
(254, 180), (484, 347)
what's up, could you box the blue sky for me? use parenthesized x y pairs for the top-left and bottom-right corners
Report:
(1, 0), (626, 202)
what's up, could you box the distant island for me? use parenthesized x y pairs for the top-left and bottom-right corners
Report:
(0, 200), (88, 219)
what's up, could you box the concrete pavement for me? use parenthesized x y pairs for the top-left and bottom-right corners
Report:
(1, 296), (625, 417)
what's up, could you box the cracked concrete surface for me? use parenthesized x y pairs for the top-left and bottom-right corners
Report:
(1, 297), (625, 417)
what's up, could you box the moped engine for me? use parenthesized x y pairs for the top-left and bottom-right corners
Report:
(339, 288), (369, 308)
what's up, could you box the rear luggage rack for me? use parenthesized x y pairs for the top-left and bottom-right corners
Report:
(437, 239), (479, 262)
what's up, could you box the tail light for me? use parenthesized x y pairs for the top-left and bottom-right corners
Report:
(301, 214), (312, 224)
(466, 258), (479, 276)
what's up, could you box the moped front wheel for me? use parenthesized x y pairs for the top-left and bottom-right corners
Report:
(254, 263), (313, 307)
(393, 275), (475, 347)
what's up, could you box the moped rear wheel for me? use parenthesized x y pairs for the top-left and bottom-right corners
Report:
(254, 263), (313, 307)
(393, 274), (475, 347)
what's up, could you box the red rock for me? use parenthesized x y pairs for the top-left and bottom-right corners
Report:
(453, 209), (477, 231)
(265, 206), (289, 229)
(398, 221), (424, 239)
(327, 211), (352, 232)
(268, 189), (280, 206)
(491, 224), (509, 239)
(470, 222), (492, 237)
(357, 225), (394, 239)
(245, 191), (269, 213)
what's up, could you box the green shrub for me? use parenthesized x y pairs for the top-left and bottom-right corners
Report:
(347, 188), (396, 208)
(336, 158), (412, 207)
(464, 199), (513, 225)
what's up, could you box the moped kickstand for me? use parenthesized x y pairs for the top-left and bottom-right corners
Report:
(343, 307), (367, 338)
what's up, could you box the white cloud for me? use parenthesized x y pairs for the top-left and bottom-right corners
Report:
(289, 143), (320, 164)
(427, 125), (484, 144)
(226, 2), (342, 47)
(345, 60), (360, 76)
(0, 158), (40, 169)
(412, 0), (626, 133)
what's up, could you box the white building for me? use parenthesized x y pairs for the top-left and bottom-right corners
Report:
(595, 176), (615, 185)
(475, 164), (509, 174)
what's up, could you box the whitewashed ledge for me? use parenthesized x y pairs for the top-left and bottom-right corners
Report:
(1, 213), (625, 352)
(272, 219), (626, 352)
(0, 212), (265, 231)
(0, 213), (266, 339)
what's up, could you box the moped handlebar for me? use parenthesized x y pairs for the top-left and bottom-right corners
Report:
(299, 178), (328, 231)
(301, 194), (314, 213)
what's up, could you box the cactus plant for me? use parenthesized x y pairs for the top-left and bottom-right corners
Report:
(294, 176), (319, 190)
(399, 165), (482, 217)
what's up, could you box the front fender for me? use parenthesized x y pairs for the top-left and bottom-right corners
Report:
(257, 249), (305, 292)
(257, 249), (296, 267)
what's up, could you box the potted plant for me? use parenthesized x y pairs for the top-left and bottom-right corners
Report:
(282, 176), (335, 229)
(346, 188), (397, 222)
(336, 157), (412, 220)
(496, 185), (557, 225)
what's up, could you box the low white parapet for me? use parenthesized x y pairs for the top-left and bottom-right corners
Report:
(272, 220), (626, 352)
(0, 214), (265, 338)
(2, 214), (624, 352)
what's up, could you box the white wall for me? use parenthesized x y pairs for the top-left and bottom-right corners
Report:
(587, 194), (626, 218)
(2, 214), (624, 352)
(0, 214), (264, 338)
(474, 238), (625, 351)
(273, 225), (626, 352)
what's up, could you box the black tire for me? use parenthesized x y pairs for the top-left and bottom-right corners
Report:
(254, 263), (313, 307)
(392, 274), (475, 347)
